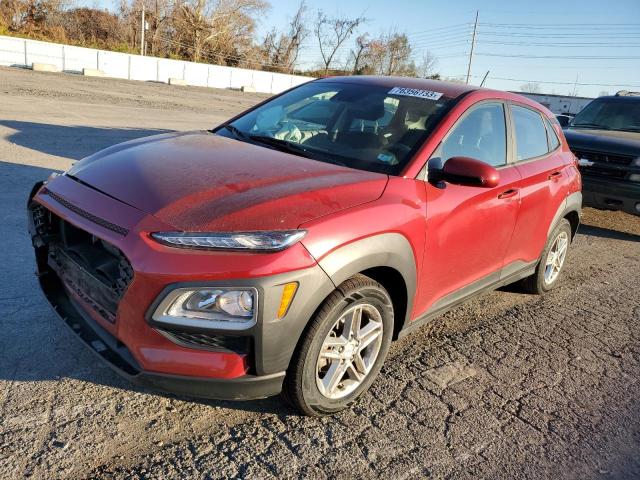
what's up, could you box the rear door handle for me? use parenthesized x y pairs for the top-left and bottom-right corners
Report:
(498, 189), (519, 199)
(548, 171), (562, 180)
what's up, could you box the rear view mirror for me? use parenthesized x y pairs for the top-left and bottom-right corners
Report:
(439, 156), (500, 188)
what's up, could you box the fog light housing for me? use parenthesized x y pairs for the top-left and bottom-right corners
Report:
(152, 287), (258, 330)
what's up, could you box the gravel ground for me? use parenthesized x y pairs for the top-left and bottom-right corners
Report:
(0, 66), (639, 479)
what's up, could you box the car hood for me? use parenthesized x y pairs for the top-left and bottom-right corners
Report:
(66, 131), (388, 231)
(564, 128), (640, 157)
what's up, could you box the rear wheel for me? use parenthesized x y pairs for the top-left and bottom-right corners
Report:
(521, 218), (571, 294)
(282, 274), (394, 416)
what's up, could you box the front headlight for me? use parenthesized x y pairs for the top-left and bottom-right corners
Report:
(150, 230), (306, 251)
(152, 287), (258, 330)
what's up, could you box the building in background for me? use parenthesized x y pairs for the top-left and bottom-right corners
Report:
(514, 92), (593, 115)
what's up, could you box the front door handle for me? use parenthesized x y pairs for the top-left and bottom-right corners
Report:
(548, 171), (562, 180)
(498, 189), (519, 199)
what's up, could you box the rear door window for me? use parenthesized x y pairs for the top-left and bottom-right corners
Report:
(512, 105), (550, 160)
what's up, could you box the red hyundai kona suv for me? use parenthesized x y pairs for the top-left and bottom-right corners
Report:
(28, 77), (581, 415)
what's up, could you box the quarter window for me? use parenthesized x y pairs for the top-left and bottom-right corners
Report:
(439, 103), (507, 167)
(512, 105), (550, 160)
(544, 117), (561, 151)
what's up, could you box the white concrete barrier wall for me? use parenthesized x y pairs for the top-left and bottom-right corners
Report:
(64, 45), (98, 73)
(0, 36), (27, 67)
(97, 50), (129, 79)
(207, 65), (232, 89)
(184, 62), (209, 87)
(0, 35), (313, 94)
(27, 40), (64, 71)
(157, 58), (185, 84)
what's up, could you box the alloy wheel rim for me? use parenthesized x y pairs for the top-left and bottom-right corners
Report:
(544, 231), (569, 285)
(315, 303), (384, 400)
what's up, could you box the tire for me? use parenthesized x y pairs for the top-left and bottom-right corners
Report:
(521, 218), (572, 294)
(282, 274), (394, 416)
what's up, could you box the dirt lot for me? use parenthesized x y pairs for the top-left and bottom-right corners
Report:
(1, 66), (639, 479)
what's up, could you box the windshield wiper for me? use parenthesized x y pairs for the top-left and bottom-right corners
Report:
(222, 124), (248, 140)
(248, 135), (315, 159)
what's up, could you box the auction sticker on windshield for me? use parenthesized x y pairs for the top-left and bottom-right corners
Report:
(388, 87), (443, 100)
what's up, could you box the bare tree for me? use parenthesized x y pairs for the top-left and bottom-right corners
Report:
(172, 0), (268, 63)
(261, 1), (308, 72)
(521, 82), (542, 94)
(349, 33), (369, 74)
(147, 0), (172, 57)
(349, 31), (417, 77)
(417, 50), (438, 79)
(383, 32), (412, 76)
(314, 10), (365, 74)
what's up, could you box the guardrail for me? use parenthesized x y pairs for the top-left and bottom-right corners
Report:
(0, 35), (313, 94)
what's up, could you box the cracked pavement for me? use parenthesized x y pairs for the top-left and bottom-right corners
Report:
(0, 67), (639, 479)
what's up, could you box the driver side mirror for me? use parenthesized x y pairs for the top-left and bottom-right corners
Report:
(435, 156), (500, 188)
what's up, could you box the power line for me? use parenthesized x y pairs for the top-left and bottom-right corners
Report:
(477, 22), (640, 29)
(476, 52), (640, 60)
(156, 34), (301, 71)
(405, 23), (472, 35)
(409, 27), (472, 40)
(469, 74), (640, 88)
(465, 62), (634, 70)
(411, 40), (470, 49)
(409, 32), (471, 43)
(478, 40), (640, 47)
(478, 31), (640, 38)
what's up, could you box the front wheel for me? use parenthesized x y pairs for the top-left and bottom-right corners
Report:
(521, 218), (572, 294)
(282, 274), (394, 416)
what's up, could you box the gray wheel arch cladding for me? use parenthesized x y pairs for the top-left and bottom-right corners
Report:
(547, 191), (582, 240)
(314, 232), (417, 331)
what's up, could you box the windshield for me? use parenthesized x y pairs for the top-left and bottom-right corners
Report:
(215, 81), (457, 175)
(571, 97), (640, 133)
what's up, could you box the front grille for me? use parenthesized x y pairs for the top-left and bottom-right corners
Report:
(158, 329), (250, 353)
(579, 166), (628, 180)
(31, 204), (134, 323)
(573, 150), (634, 166)
(573, 149), (634, 180)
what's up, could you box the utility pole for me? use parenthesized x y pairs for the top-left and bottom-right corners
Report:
(466, 10), (478, 85)
(140, 3), (146, 56)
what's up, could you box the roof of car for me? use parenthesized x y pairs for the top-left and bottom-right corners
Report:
(312, 75), (555, 117)
(599, 95), (640, 101)
(314, 75), (481, 99)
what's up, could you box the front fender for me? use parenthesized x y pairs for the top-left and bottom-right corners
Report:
(312, 233), (417, 328)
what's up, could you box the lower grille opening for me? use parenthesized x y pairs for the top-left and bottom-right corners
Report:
(39, 270), (141, 376)
(29, 202), (134, 324)
(157, 328), (250, 354)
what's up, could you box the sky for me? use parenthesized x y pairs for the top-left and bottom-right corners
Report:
(97, 0), (640, 98)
